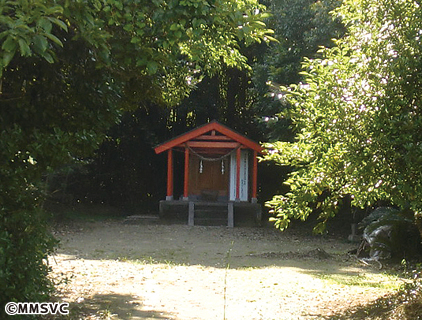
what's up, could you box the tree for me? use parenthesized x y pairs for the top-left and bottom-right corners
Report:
(252, 0), (345, 142)
(0, 0), (272, 310)
(264, 0), (422, 236)
(262, 0), (344, 86)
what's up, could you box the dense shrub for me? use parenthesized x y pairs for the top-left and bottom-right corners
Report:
(0, 208), (57, 318)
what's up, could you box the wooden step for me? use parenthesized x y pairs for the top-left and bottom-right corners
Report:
(194, 218), (228, 226)
(188, 202), (234, 227)
(194, 210), (227, 218)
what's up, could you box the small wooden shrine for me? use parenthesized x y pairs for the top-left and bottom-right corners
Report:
(154, 121), (264, 227)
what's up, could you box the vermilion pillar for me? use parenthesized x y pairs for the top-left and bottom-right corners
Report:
(183, 146), (189, 200)
(166, 149), (173, 201)
(252, 150), (258, 203)
(236, 147), (241, 201)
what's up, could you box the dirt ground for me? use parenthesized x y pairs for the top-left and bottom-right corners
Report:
(49, 220), (401, 320)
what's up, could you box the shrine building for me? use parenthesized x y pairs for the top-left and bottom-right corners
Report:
(154, 121), (264, 227)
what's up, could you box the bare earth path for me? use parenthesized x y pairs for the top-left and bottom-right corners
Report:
(50, 221), (400, 320)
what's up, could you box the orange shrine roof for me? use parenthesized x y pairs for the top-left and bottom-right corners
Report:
(154, 120), (264, 155)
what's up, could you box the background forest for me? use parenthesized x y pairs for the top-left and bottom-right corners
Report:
(53, 0), (344, 213)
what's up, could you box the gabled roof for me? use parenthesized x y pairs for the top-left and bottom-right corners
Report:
(154, 120), (264, 154)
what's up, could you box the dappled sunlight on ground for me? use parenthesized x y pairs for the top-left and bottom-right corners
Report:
(49, 222), (400, 319)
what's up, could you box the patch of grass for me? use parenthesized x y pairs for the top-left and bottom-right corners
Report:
(117, 256), (129, 262)
(325, 272), (422, 320)
(98, 306), (114, 319)
(237, 266), (260, 271)
(114, 256), (156, 265)
(124, 256), (188, 268)
(316, 272), (402, 290)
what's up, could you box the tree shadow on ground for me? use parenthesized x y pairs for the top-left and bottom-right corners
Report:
(315, 288), (422, 320)
(65, 293), (175, 320)
(317, 294), (396, 320)
(53, 220), (365, 275)
(49, 222), (407, 320)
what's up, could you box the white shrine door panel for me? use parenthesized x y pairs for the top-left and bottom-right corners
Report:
(229, 150), (249, 201)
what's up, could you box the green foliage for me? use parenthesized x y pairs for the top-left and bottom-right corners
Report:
(0, 0), (272, 309)
(264, 0), (422, 232)
(263, 0), (344, 86)
(0, 0), (67, 72)
(396, 265), (422, 319)
(0, 209), (58, 315)
(1, 0), (274, 103)
(252, 0), (345, 142)
(65, 105), (170, 210)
